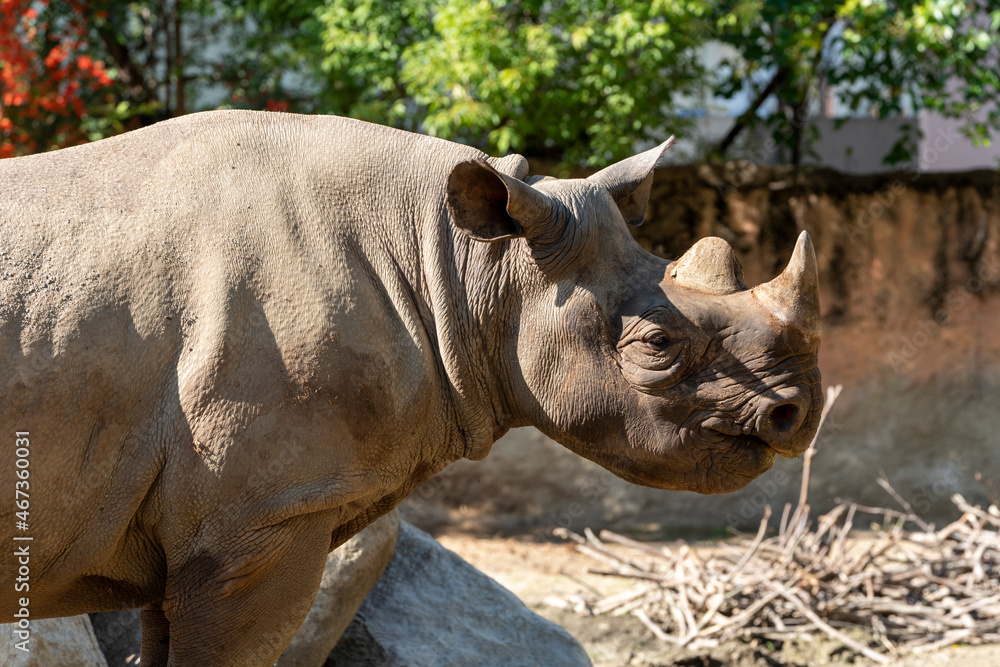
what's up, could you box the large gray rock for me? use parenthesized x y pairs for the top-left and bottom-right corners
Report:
(0, 615), (109, 667)
(89, 609), (141, 666)
(327, 521), (592, 667)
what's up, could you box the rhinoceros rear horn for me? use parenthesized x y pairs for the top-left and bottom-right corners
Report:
(753, 231), (822, 337)
(588, 136), (674, 226)
(447, 159), (561, 243)
(669, 236), (748, 295)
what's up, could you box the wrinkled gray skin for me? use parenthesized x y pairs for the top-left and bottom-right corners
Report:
(0, 110), (822, 665)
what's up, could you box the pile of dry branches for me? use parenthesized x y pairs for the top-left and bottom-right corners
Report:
(553, 386), (1000, 662)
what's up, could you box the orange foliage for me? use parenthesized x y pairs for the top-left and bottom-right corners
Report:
(0, 0), (115, 157)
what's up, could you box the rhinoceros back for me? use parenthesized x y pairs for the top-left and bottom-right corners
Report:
(0, 111), (484, 612)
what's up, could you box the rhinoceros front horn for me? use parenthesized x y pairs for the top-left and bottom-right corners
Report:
(669, 236), (748, 295)
(752, 231), (821, 336)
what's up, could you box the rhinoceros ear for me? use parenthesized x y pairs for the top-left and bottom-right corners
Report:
(447, 159), (560, 242)
(587, 136), (675, 226)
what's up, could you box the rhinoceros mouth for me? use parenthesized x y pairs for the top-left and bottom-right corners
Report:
(725, 424), (811, 460)
(693, 434), (777, 494)
(692, 431), (776, 493)
(607, 428), (776, 493)
(726, 433), (776, 471)
(701, 417), (803, 462)
(733, 433), (772, 453)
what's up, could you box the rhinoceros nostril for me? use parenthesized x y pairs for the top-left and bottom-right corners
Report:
(769, 403), (799, 432)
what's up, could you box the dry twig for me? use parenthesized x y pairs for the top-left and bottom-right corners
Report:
(552, 384), (1000, 661)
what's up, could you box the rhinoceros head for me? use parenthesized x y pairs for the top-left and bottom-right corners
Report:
(446, 140), (823, 494)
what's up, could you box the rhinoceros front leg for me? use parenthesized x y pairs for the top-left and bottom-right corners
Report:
(276, 510), (400, 666)
(140, 602), (170, 665)
(156, 515), (334, 667)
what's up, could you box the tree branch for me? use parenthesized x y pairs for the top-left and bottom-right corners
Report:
(716, 66), (788, 156)
(792, 17), (839, 167)
(95, 25), (150, 101)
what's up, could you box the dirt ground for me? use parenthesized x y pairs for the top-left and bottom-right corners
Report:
(435, 532), (1000, 667)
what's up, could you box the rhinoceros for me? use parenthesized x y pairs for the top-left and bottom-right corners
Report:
(0, 110), (821, 665)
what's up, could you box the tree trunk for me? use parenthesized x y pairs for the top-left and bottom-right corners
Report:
(174, 1), (185, 115)
(790, 94), (808, 168)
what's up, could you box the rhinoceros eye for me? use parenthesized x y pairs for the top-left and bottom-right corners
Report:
(643, 332), (670, 349)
